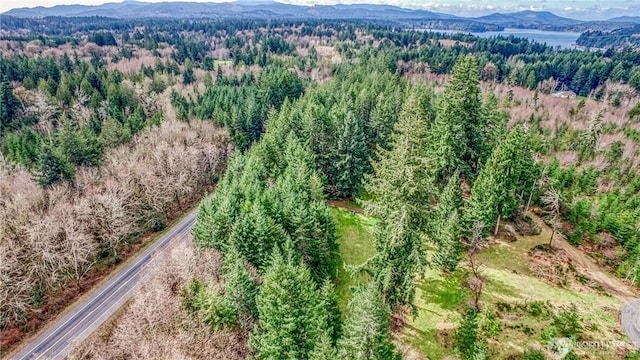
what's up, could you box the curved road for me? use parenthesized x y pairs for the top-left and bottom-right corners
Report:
(8, 210), (197, 360)
(622, 300), (640, 349)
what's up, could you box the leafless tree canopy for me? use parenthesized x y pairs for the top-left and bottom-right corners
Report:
(541, 187), (563, 247)
(0, 119), (232, 327)
(67, 240), (248, 360)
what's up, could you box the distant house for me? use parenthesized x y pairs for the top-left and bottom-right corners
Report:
(552, 91), (577, 99)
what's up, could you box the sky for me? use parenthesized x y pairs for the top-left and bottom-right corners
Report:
(1, 0), (639, 20)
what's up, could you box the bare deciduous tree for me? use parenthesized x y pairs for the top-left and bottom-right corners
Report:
(463, 222), (486, 311)
(541, 187), (562, 247)
(0, 119), (232, 332)
(67, 242), (247, 360)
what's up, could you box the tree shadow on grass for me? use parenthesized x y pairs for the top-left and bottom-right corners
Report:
(418, 270), (470, 311)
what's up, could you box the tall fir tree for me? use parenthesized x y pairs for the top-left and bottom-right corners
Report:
(337, 283), (400, 360)
(221, 247), (258, 329)
(430, 55), (484, 180)
(479, 93), (508, 167)
(362, 88), (435, 308)
(464, 125), (537, 236)
(333, 111), (368, 198)
(363, 87), (435, 229)
(0, 75), (21, 132)
(430, 172), (464, 272)
(370, 207), (424, 309)
(250, 243), (326, 360)
(319, 279), (342, 345)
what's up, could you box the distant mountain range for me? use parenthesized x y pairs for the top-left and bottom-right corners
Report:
(3, 1), (454, 20)
(2, 1), (640, 32)
(475, 10), (584, 28)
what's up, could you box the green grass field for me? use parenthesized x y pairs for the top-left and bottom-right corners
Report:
(331, 206), (377, 314)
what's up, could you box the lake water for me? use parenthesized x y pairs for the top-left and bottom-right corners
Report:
(425, 28), (583, 49)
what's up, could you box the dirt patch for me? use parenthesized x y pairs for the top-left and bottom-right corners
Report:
(438, 39), (472, 48)
(328, 199), (364, 214)
(528, 244), (615, 298)
(527, 213), (638, 302)
(529, 246), (574, 287)
(578, 232), (627, 273)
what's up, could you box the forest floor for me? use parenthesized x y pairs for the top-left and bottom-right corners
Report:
(329, 200), (639, 360)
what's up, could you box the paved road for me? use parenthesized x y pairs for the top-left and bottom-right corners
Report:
(622, 300), (640, 349)
(8, 210), (198, 360)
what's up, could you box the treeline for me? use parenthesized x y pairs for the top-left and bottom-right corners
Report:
(0, 120), (231, 341)
(0, 16), (356, 39)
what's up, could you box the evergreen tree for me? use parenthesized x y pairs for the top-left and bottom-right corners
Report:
(430, 172), (464, 272)
(464, 125), (537, 236)
(309, 332), (337, 360)
(456, 308), (487, 360)
(367, 81), (406, 155)
(337, 283), (399, 360)
(362, 89), (435, 308)
(0, 75), (21, 131)
(433, 211), (463, 273)
(363, 88), (435, 229)
(370, 206), (424, 309)
(578, 111), (603, 161)
(250, 244), (325, 360)
(333, 111), (368, 197)
(57, 116), (102, 167)
(182, 62), (196, 85)
(193, 155), (246, 248)
(319, 279), (342, 344)
(180, 278), (237, 332)
(479, 93), (508, 167)
(464, 165), (499, 237)
(55, 73), (74, 106)
(35, 142), (75, 186)
(430, 55), (484, 179)
(222, 247), (258, 328)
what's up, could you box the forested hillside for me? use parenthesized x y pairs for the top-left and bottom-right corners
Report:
(2, 16), (640, 359)
(576, 25), (640, 49)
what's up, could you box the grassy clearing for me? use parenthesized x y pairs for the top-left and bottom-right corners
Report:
(329, 203), (632, 359)
(331, 206), (376, 314)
